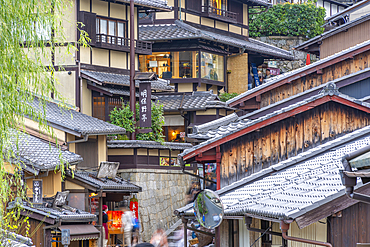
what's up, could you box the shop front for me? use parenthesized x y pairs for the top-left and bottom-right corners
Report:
(65, 162), (142, 246)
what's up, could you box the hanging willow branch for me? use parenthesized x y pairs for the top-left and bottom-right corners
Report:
(0, 0), (89, 242)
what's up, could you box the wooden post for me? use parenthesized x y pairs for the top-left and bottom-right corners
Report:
(215, 226), (221, 247)
(130, 0), (136, 140)
(182, 217), (188, 247)
(216, 146), (221, 190)
(203, 163), (206, 190)
(99, 196), (103, 247)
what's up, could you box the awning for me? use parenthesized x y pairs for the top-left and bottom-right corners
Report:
(164, 115), (184, 126)
(59, 224), (100, 241)
(350, 150), (370, 169)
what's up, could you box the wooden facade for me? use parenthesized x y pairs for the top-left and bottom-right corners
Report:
(320, 19), (370, 58)
(260, 49), (370, 108)
(219, 101), (370, 187)
(230, 47), (370, 110)
(328, 202), (370, 246)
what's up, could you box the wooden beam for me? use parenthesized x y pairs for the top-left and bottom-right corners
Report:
(183, 96), (331, 161)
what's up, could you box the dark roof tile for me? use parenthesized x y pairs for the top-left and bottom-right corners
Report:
(29, 97), (126, 136)
(140, 21), (293, 60)
(81, 70), (174, 91)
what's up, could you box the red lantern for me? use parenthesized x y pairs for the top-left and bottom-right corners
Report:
(130, 197), (139, 219)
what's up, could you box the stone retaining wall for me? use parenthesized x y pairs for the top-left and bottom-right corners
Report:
(120, 169), (193, 242)
(256, 36), (319, 73)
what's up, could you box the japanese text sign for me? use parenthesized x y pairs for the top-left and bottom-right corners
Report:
(130, 197), (139, 219)
(33, 180), (43, 204)
(139, 82), (152, 128)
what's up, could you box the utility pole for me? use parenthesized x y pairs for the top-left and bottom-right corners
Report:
(130, 0), (136, 140)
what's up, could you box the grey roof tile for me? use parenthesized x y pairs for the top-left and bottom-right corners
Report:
(176, 125), (370, 219)
(11, 201), (97, 221)
(81, 70), (174, 91)
(227, 39), (370, 106)
(86, 82), (158, 99)
(140, 20), (293, 60)
(7, 130), (82, 172)
(1, 231), (34, 247)
(108, 140), (193, 150)
(156, 91), (233, 111)
(181, 84), (370, 154)
(28, 97), (126, 136)
(67, 170), (142, 192)
(120, 0), (172, 10)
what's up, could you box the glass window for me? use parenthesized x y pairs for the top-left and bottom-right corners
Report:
(93, 96), (105, 121)
(201, 52), (224, 82)
(139, 51), (199, 79)
(96, 17), (126, 44)
(210, 0), (228, 10)
(68, 193), (85, 211)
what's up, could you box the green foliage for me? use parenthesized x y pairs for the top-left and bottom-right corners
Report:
(249, 3), (326, 39)
(0, 0), (88, 239)
(109, 101), (165, 143)
(219, 92), (239, 102)
(136, 103), (165, 143)
(110, 103), (136, 135)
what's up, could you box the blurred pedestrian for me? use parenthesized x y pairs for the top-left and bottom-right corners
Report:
(150, 228), (168, 247)
(121, 205), (134, 247)
(102, 205), (109, 247)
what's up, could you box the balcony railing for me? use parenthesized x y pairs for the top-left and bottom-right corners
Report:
(95, 34), (152, 55)
(201, 6), (238, 23)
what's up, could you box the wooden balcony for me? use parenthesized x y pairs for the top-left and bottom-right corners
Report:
(95, 34), (152, 55)
(201, 6), (238, 24)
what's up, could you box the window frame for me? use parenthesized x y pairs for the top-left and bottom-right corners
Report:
(96, 16), (127, 39)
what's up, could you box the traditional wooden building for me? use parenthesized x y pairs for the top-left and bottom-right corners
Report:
(180, 84), (370, 188)
(295, 0), (370, 58)
(154, 90), (236, 142)
(49, 0), (172, 119)
(176, 125), (370, 247)
(138, 0), (293, 95)
(228, 39), (370, 112)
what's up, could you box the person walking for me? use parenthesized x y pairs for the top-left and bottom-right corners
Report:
(121, 206), (134, 247)
(102, 205), (109, 247)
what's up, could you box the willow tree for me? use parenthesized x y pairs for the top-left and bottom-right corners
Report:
(0, 0), (88, 242)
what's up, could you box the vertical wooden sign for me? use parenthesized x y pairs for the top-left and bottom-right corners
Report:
(139, 82), (152, 128)
(33, 179), (43, 204)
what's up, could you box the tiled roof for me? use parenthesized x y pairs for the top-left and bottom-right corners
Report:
(1, 231), (34, 247)
(86, 82), (158, 100)
(67, 170), (142, 192)
(28, 97), (126, 136)
(119, 0), (172, 11)
(180, 84), (370, 156)
(176, 125), (370, 220)
(326, 0), (370, 22)
(295, 13), (370, 51)
(190, 70), (370, 140)
(7, 130), (82, 172)
(81, 70), (174, 91)
(139, 20), (293, 60)
(108, 140), (193, 150)
(156, 91), (233, 112)
(11, 201), (97, 221)
(227, 39), (370, 106)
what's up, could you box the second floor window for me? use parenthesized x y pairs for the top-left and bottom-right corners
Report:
(209, 0), (228, 10)
(96, 17), (126, 44)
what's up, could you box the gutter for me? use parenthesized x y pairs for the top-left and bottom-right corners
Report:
(67, 134), (89, 145)
(245, 216), (282, 237)
(280, 221), (332, 247)
(340, 144), (370, 203)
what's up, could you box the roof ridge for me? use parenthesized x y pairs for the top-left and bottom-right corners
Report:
(227, 39), (370, 105)
(216, 125), (370, 196)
